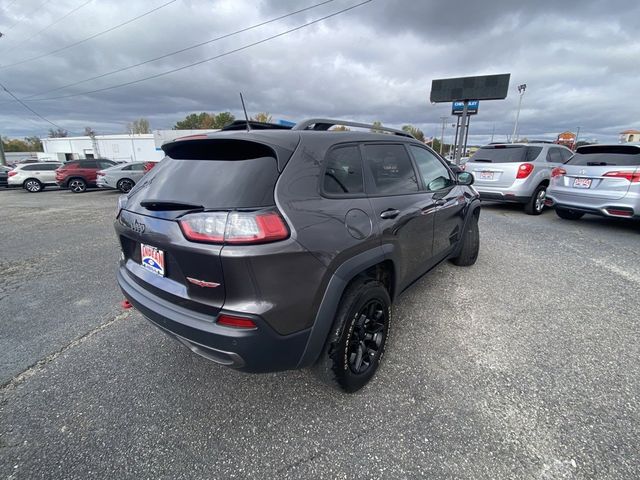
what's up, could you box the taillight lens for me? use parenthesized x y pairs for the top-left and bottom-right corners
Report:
(551, 167), (566, 178)
(516, 163), (534, 179)
(603, 171), (640, 183)
(216, 314), (257, 329)
(8, 171), (17, 177)
(179, 210), (289, 245)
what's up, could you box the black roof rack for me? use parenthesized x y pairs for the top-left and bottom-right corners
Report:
(292, 118), (414, 138)
(221, 120), (293, 131)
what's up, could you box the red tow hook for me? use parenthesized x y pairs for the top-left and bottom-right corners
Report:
(121, 299), (132, 309)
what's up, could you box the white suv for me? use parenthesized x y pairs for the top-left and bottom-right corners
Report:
(8, 162), (62, 192)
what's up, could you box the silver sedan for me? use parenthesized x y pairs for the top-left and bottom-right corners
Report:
(96, 162), (151, 193)
(547, 144), (640, 220)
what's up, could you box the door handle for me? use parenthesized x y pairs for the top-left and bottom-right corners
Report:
(434, 198), (447, 207)
(380, 209), (400, 219)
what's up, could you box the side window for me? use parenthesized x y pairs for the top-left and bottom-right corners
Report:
(99, 160), (114, 169)
(409, 146), (453, 191)
(43, 164), (58, 170)
(79, 160), (96, 168)
(323, 145), (364, 195)
(22, 165), (39, 171)
(130, 163), (145, 171)
(362, 144), (419, 195)
(546, 148), (563, 163)
(121, 164), (133, 171)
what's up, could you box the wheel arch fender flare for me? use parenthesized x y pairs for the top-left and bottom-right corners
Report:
(451, 198), (481, 258)
(296, 246), (393, 368)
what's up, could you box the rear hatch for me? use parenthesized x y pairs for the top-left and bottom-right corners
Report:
(116, 137), (286, 316)
(466, 145), (543, 188)
(552, 145), (640, 200)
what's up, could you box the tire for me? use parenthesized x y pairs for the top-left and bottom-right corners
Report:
(450, 213), (480, 266)
(313, 279), (391, 393)
(117, 178), (134, 193)
(68, 178), (87, 193)
(23, 178), (42, 193)
(524, 184), (547, 215)
(555, 207), (584, 220)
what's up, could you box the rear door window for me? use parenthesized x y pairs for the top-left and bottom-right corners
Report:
(470, 146), (528, 163)
(362, 144), (419, 195)
(559, 149), (573, 163)
(526, 147), (543, 161)
(130, 139), (280, 209)
(80, 160), (97, 168)
(409, 146), (453, 191)
(546, 148), (563, 163)
(323, 145), (364, 195)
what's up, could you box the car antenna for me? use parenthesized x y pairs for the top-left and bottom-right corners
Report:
(239, 92), (251, 132)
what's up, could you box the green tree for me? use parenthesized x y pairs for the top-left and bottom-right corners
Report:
(402, 125), (425, 142)
(173, 112), (236, 130)
(1, 136), (43, 152)
(370, 120), (383, 133)
(48, 128), (68, 138)
(251, 112), (272, 123)
(127, 118), (151, 134)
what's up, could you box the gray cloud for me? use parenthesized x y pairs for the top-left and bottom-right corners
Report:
(0, 0), (638, 145)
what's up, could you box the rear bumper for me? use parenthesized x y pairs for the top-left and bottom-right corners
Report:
(546, 191), (639, 219)
(117, 265), (311, 373)
(477, 190), (530, 204)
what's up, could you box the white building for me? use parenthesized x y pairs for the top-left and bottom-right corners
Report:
(39, 130), (219, 163)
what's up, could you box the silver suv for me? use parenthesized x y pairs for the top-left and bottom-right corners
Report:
(7, 162), (62, 192)
(465, 143), (573, 214)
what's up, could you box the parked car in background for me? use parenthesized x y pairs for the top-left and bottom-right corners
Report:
(6, 158), (38, 168)
(0, 165), (11, 188)
(115, 118), (481, 392)
(56, 158), (116, 193)
(546, 144), (640, 220)
(7, 162), (62, 192)
(465, 143), (573, 215)
(97, 161), (149, 193)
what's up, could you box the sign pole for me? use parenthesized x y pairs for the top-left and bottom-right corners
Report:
(455, 101), (468, 164)
(0, 134), (6, 166)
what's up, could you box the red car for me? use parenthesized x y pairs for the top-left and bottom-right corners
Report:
(56, 159), (116, 193)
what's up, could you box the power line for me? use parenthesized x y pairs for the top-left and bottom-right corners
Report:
(22, 0), (373, 103)
(0, 0), (94, 55)
(3, 0), (20, 10)
(1, 0), (53, 34)
(24, 0), (336, 100)
(0, 81), (74, 133)
(0, 0), (177, 70)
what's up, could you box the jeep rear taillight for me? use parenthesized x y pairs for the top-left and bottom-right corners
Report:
(516, 163), (534, 179)
(603, 171), (640, 183)
(179, 210), (289, 245)
(551, 167), (566, 178)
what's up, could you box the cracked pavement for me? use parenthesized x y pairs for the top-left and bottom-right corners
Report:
(1, 188), (639, 479)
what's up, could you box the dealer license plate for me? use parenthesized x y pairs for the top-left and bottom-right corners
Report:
(479, 171), (494, 180)
(141, 243), (165, 276)
(573, 178), (592, 189)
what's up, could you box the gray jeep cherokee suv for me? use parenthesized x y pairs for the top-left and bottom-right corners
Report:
(115, 118), (481, 392)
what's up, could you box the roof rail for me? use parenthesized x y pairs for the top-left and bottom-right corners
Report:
(292, 118), (414, 138)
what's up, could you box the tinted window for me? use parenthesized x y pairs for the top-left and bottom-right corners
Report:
(470, 146), (528, 163)
(99, 160), (115, 168)
(409, 146), (453, 191)
(21, 165), (40, 171)
(546, 148), (563, 163)
(129, 142), (279, 209)
(363, 144), (419, 195)
(41, 163), (60, 170)
(526, 147), (543, 161)
(323, 145), (364, 195)
(566, 152), (640, 166)
(559, 149), (573, 163)
(129, 163), (145, 171)
(79, 160), (97, 168)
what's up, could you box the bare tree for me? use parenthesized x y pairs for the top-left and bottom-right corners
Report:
(127, 118), (151, 134)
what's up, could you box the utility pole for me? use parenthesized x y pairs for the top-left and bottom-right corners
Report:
(439, 116), (447, 155)
(574, 126), (581, 150)
(0, 134), (6, 165)
(511, 83), (527, 143)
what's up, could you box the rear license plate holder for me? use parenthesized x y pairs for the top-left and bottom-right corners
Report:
(141, 243), (165, 276)
(573, 178), (592, 189)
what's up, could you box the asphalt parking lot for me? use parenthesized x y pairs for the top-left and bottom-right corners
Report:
(1, 187), (639, 479)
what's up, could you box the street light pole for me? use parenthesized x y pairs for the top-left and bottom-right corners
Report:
(511, 83), (527, 143)
(574, 126), (581, 150)
(439, 116), (447, 155)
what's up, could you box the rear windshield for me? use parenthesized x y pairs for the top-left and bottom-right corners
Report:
(133, 140), (279, 209)
(567, 146), (640, 166)
(470, 146), (541, 163)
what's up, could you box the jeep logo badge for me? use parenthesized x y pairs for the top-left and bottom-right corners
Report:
(132, 218), (146, 234)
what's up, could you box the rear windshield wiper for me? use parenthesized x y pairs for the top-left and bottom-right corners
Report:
(140, 200), (204, 211)
(586, 162), (609, 166)
(472, 159), (492, 163)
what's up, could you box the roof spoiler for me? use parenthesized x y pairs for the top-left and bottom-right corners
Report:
(292, 118), (414, 139)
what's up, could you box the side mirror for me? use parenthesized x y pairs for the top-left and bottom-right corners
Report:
(457, 171), (474, 186)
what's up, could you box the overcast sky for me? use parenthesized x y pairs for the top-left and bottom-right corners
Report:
(0, 0), (638, 144)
